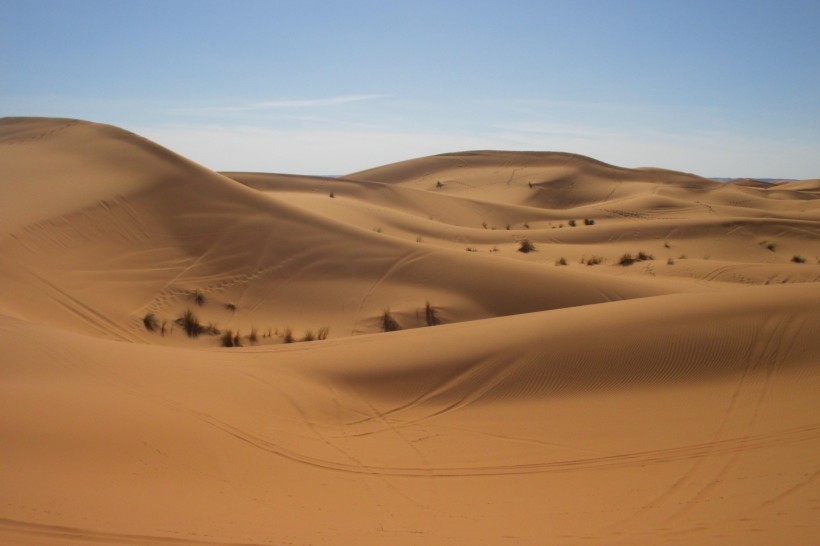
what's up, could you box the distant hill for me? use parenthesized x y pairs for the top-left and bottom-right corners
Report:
(711, 177), (793, 183)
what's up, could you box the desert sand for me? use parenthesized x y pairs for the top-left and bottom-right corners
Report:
(1, 117), (818, 545)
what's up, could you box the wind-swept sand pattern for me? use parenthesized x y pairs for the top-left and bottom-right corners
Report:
(1, 118), (819, 545)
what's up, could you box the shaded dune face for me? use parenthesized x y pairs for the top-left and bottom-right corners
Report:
(1, 117), (819, 546)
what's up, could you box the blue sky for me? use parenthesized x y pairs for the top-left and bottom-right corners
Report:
(2, 1), (819, 178)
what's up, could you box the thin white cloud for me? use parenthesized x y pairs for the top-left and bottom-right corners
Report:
(499, 121), (623, 139)
(177, 94), (389, 114)
(134, 124), (495, 175)
(131, 122), (820, 180)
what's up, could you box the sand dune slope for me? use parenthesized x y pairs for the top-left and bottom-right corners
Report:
(0, 119), (683, 343)
(1, 284), (819, 545)
(1, 117), (819, 545)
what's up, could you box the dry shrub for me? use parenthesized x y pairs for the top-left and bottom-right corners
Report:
(177, 309), (203, 337)
(142, 312), (159, 332)
(221, 329), (235, 347)
(518, 239), (536, 253)
(425, 302), (441, 326)
(192, 290), (205, 306)
(382, 310), (401, 332)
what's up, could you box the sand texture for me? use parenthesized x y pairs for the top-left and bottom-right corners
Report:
(2, 117), (819, 545)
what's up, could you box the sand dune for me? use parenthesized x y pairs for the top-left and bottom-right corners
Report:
(1, 117), (819, 545)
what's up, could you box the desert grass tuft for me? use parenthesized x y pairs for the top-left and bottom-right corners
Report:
(317, 327), (330, 340)
(619, 251), (654, 266)
(249, 327), (258, 343)
(792, 255), (806, 263)
(203, 322), (221, 336)
(142, 312), (159, 332)
(221, 329), (236, 347)
(177, 309), (203, 338)
(283, 328), (294, 343)
(192, 290), (205, 306)
(555, 257), (567, 266)
(382, 310), (401, 332)
(518, 239), (536, 253)
(303, 330), (316, 342)
(425, 301), (441, 326)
